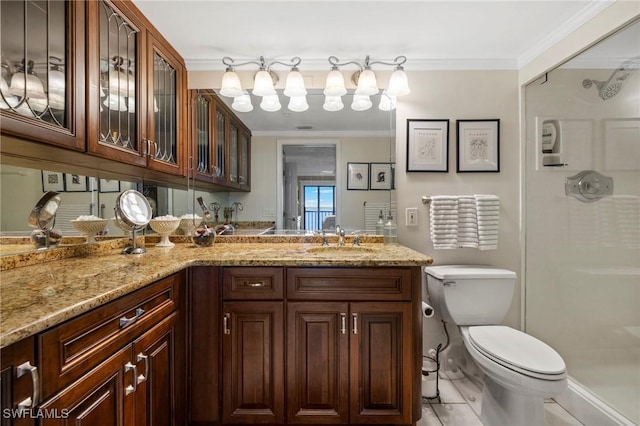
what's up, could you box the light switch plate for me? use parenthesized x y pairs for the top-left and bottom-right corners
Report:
(406, 207), (418, 226)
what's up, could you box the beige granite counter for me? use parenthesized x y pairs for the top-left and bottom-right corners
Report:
(0, 240), (432, 348)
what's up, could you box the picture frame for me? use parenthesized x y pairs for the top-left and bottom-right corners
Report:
(347, 162), (369, 190)
(369, 163), (392, 190)
(457, 119), (500, 172)
(41, 170), (65, 192)
(64, 173), (89, 192)
(99, 178), (121, 193)
(406, 119), (449, 172)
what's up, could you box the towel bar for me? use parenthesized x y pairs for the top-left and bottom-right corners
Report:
(422, 196), (431, 205)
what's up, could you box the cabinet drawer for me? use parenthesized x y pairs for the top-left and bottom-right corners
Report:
(286, 267), (412, 301)
(38, 274), (181, 399)
(223, 267), (284, 300)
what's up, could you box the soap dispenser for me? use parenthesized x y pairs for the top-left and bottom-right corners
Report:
(383, 212), (397, 245)
(376, 210), (385, 235)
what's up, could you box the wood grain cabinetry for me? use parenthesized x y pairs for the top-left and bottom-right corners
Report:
(0, 338), (37, 426)
(36, 271), (185, 426)
(190, 90), (251, 191)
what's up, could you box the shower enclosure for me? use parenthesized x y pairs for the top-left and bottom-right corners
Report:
(525, 20), (639, 425)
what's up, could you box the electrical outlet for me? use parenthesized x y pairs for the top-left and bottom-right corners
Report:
(406, 207), (418, 226)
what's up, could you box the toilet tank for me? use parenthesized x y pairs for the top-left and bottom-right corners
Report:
(425, 265), (516, 326)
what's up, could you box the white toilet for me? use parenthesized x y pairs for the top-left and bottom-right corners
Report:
(424, 265), (567, 426)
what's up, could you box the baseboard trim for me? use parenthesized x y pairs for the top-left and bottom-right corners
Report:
(555, 378), (636, 426)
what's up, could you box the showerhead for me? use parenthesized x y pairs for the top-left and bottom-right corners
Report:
(582, 55), (640, 100)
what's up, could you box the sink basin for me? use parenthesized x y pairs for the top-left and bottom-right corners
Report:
(306, 246), (375, 254)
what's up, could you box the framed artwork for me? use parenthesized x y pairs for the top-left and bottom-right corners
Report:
(406, 119), (449, 172)
(99, 178), (121, 193)
(64, 173), (89, 192)
(457, 119), (500, 172)
(41, 170), (65, 192)
(369, 163), (392, 190)
(347, 162), (369, 190)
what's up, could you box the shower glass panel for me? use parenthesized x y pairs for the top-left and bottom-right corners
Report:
(525, 20), (640, 424)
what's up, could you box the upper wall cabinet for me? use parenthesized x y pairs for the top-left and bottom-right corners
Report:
(190, 89), (251, 191)
(0, 0), (86, 151)
(86, 0), (186, 176)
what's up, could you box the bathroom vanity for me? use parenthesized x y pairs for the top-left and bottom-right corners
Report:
(0, 240), (431, 425)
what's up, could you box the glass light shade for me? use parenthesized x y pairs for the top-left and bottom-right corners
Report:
(220, 70), (244, 97)
(232, 94), (253, 112)
(284, 70), (306, 97)
(351, 94), (372, 111)
(48, 68), (66, 97)
(0, 77), (19, 109)
(288, 95), (308, 112)
(108, 70), (130, 97)
(30, 92), (65, 112)
(378, 92), (397, 111)
(154, 96), (159, 113)
(103, 93), (127, 111)
(9, 71), (47, 99)
(127, 97), (135, 113)
(323, 95), (344, 112)
(260, 94), (281, 112)
(387, 68), (410, 97)
(13, 102), (35, 117)
(355, 69), (378, 96)
(253, 70), (276, 96)
(324, 69), (347, 96)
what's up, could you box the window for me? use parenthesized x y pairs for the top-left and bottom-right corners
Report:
(303, 185), (335, 231)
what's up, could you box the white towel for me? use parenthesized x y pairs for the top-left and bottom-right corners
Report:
(474, 194), (500, 250)
(430, 197), (459, 249)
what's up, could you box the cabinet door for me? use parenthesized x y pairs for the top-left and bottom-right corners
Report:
(229, 122), (238, 185)
(238, 129), (251, 190)
(145, 33), (185, 176)
(191, 90), (214, 183)
(212, 102), (228, 185)
(0, 338), (36, 426)
(132, 313), (178, 426)
(222, 301), (284, 424)
(349, 302), (412, 425)
(0, 0), (85, 151)
(287, 302), (349, 424)
(86, 0), (147, 167)
(39, 345), (135, 426)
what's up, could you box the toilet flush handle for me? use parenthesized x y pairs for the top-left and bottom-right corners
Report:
(443, 281), (456, 287)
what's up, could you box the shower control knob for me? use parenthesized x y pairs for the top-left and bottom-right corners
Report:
(565, 170), (613, 203)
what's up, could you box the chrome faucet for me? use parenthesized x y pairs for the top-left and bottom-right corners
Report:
(336, 225), (345, 247)
(321, 230), (329, 246)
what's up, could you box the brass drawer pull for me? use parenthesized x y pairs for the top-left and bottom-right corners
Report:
(119, 307), (145, 328)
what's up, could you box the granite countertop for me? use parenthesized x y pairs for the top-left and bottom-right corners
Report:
(0, 240), (432, 348)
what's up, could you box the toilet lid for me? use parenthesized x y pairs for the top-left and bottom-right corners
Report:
(469, 326), (566, 376)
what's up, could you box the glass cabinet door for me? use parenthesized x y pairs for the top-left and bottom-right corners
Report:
(192, 90), (213, 182)
(214, 106), (227, 184)
(229, 123), (238, 184)
(0, 0), (85, 150)
(146, 38), (183, 175)
(239, 130), (250, 190)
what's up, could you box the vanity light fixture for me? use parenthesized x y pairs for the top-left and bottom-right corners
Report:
(325, 55), (409, 111)
(8, 59), (47, 99)
(220, 56), (306, 113)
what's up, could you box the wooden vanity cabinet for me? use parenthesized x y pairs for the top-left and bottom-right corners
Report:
(37, 271), (186, 426)
(0, 338), (37, 426)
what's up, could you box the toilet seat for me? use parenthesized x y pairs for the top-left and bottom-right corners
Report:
(466, 326), (566, 380)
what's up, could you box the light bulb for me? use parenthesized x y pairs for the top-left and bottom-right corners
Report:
(260, 94), (281, 112)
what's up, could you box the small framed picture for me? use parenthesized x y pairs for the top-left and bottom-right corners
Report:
(369, 163), (392, 190)
(347, 162), (369, 190)
(41, 170), (65, 192)
(64, 173), (89, 192)
(99, 178), (121, 193)
(406, 119), (449, 172)
(457, 119), (500, 172)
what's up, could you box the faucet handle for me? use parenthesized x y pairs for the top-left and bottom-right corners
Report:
(321, 230), (329, 246)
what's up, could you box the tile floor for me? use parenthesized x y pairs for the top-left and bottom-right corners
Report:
(416, 372), (584, 426)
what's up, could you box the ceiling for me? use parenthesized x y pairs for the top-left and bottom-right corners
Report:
(132, 0), (609, 133)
